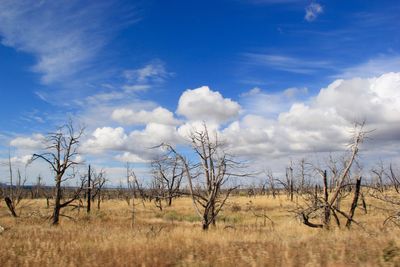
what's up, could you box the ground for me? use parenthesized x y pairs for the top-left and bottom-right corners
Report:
(0, 195), (399, 266)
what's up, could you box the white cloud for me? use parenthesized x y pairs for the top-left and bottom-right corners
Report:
(127, 123), (181, 149)
(112, 107), (180, 126)
(82, 123), (181, 161)
(177, 86), (241, 123)
(223, 72), (400, 164)
(123, 61), (171, 84)
(335, 55), (400, 79)
(247, 0), (303, 4)
(115, 152), (148, 163)
(305, 2), (323, 22)
(10, 155), (33, 165)
(122, 85), (151, 92)
(244, 53), (332, 74)
(80, 74), (400, 171)
(240, 87), (262, 97)
(6, 73), (400, 184)
(83, 127), (127, 154)
(10, 134), (45, 150)
(177, 121), (220, 140)
(240, 86), (309, 118)
(0, 1), (136, 85)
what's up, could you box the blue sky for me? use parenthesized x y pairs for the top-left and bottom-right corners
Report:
(1, 0), (400, 184)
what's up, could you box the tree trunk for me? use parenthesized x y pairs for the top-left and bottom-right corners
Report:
(202, 213), (209, 231)
(323, 170), (330, 228)
(290, 181), (294, 202)
(346, 177), (362, 228)
(168, 194), (173, 206)
(52, 176), (62, 225)
(87, 165), (91, 214)
(97, 191), (101, 210)
(4, 197), (17, 217)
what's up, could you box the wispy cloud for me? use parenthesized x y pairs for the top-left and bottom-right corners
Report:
(305, 2), (323, 22)
(123, 60), (172, 85)
(334, 55), (400, 79)
(244, 53), (333, 74)
(0, 0), (138, 85)
(245, 0), (303, 4)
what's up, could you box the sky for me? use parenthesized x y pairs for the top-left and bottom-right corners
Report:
(0, 0), (399, 185)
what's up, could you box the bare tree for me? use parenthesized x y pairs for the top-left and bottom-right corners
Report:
(31, 122), (85, 225)
(86, 165), (92, 213)
(126, 162), (143, 226)
(162, 123), (247, 230)
(2, 152), (27, 217)
(265, 170), (277, 198)
(151, 155), (184, 206)
(295, 123), (368, 229)
(369, 163), (400, 226)
(91, 169), (107, 210)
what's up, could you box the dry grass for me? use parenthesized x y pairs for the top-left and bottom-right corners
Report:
(1, 195), (400, 266)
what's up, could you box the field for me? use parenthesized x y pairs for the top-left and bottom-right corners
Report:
(1, 195), (400, 267)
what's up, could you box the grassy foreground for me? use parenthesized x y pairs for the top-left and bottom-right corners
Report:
(1, 196), (400, 267)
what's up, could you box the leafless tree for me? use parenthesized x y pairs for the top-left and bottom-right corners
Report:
(161, 123), (247, 230)
(31, 122), (85, 225)
(265, 170), (277, 198)
(149, 176), (164, 211)
(275, 162), (295, 201)
(294, 123), (368, 229)
(126, 162), (141, 226)
(151, 155), (184, 206)
(371, 161), (386, 192)
(86, 165), (92, 213)
(1, 152), (27, 217)
(369, 163), (400, 226)
(91, 168), (107, 210)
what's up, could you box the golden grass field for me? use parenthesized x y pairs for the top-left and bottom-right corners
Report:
(1, 195), (400, 267)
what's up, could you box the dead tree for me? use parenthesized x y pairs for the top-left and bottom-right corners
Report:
(2, 153), (27, 217)
(286, 164), (294, 201)
(161, 123), (247, 230)
(149, 177), (164, 211)
(87, 165), (91, 213)
(371, 161), (385, 192)
(151, 155), (184, 206)
(91, 169), (106, 210)
(31, 122), (85, 225)
(31, 174), (44, 199)
(265, 170), (277, 198)
(126, 163), (141, 226)
(295, 123), (367, 229)
(369, 163), (400, 226)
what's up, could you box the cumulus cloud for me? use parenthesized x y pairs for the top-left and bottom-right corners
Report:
(177, 86), (241, 123)
(112, 107), (180, 126)
(83, 127), (127, 154)
(10, 134), (45, 150)
(83, 73), (400, 167)
(9, 73), (400, 182)
(224, 72), (400, 162)
(177, 121), (220, 140)
(241, 86), (309, 118)
(10, 155), (34, 165)
(82, 123), (181, 162)
(115, 152), (148, 163)
(305, 2), (323, 22)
